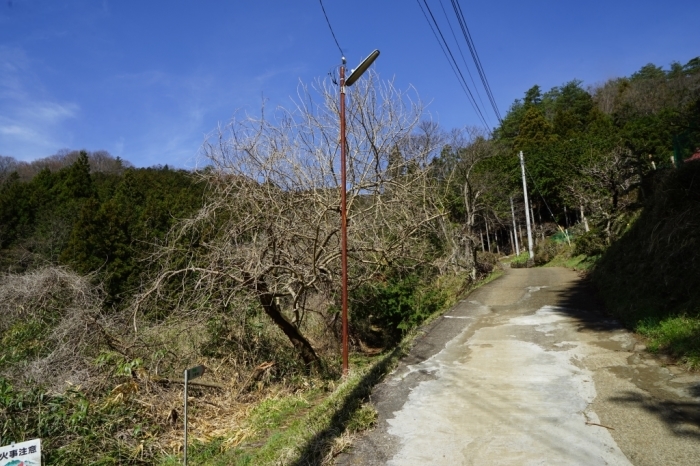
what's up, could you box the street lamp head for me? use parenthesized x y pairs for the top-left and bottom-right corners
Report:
(345, 49), (380, 87)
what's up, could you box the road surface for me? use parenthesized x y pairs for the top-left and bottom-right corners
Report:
(336, 267), (700, 465)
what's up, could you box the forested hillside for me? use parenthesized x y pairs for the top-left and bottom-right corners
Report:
(0, 56), (698, 464)
(0, 151), (205, 304)
(489, 57), (700, 239)
(487, 56), (700, 367)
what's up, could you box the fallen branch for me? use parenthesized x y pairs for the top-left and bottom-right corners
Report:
(585, 421), (615, 430)
(236, 361), (275, 398)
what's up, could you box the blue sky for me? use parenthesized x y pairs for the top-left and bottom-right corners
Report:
(1, 0), (698, 168)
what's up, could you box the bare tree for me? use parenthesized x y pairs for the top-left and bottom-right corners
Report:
(567, 146), (640, 239)
(132, 73), (446, 369)
(432, 127), (500, 277)
(0, 155), (18, 184)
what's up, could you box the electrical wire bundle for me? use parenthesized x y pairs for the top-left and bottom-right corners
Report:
(416, 0), (502, 131)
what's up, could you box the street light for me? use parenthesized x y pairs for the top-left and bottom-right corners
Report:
(339, 49), (380, 376)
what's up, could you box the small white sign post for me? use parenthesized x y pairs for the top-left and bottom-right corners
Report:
(0, 438), (41, 465)
(183, 365), (205, 466)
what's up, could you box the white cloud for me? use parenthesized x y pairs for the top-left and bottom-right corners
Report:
(0, 46), (79, 160)
(19, 102), (79, 123)
(0, 124), (36, 138)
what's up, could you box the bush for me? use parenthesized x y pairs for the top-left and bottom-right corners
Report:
(0, 267), (110, 392)
(573, 229), (607, 257)
(476, 251), (498, 275)
(201, 305), (304, 380)
(534, 235), (574, 266)
(351, 270), (446, 345)
(0, 377), (159, 465)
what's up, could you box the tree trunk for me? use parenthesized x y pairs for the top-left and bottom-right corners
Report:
(519, 224), (523, 250)
(485, 221), (492, 252)
(580, 205), (590, 232)
(530, 202), (537, 246)
(254, 279), (320, 371)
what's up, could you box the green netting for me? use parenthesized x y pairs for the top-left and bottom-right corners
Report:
(551, 230), (573, 243)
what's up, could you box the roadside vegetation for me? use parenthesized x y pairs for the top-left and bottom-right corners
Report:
(529, 162), (700, 368)
(592, 163), (700, 368)
(1, 55), (698, 464)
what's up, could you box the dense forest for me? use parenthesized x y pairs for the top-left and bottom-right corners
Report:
(0, 56), (698, 464)
(0, 151), (206, 304)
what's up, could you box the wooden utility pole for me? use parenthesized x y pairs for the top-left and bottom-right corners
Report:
(519, 151), (534, 259)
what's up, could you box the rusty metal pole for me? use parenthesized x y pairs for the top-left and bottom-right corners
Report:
(340, 59), (349, 376)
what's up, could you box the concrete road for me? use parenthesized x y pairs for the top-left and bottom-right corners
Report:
(336, 267), (700, 465)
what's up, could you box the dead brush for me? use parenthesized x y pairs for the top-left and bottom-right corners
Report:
(0, 266), (118, 392)
(0, 267), (346, 463)
(110, 295), (341, 458)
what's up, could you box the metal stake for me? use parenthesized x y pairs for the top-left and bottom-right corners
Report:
(183, 369), (188, 465)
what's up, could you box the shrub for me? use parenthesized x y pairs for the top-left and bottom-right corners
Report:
(573, 229), (607, 257)
(0, 267), (110, 392)
(534, 237), (572, 266)
(351, 270), (446, 345)
(476, 251), (498, 275)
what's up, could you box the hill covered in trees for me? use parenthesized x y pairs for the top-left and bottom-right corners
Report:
(0, 151), (206, 304)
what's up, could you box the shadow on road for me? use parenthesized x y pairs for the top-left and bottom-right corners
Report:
(543, 271), (700, 441)
(690, 384), (700, 398)
(550, 275), (624, 330)
(608, 391), (700, 440)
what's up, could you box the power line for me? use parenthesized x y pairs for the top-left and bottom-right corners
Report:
(318, 0), (343, 57)
(524, 164), (557, 224)
(416, 0), (491, 131)
(451, 0), (501, 122)
(449, 0), (502, 123)
(437, 0), (490, 126)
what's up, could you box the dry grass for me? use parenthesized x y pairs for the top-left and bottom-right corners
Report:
(0, 267), (114, 392)
(0, 265), (489, 464)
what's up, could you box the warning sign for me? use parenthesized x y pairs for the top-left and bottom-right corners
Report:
(0, 438), (41, 466)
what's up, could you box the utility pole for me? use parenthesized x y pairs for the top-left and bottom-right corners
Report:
(339, 60), (349, 376)
(530, 201), (537, 246)
(510, 197), (520, 256)
(338, 50), (380, 377)
(519, 151), (534, 259)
